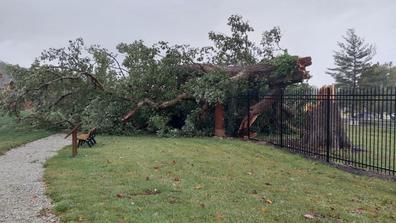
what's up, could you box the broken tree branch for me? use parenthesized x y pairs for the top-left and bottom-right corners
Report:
(122, 93), (193, 122)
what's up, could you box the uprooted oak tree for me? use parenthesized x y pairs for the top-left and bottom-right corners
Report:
(1, 15), (313, 137)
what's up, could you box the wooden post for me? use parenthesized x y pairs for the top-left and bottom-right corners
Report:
(214, 102), (226, 137)
(72, 131), (78, 157)
(65, 123), (82, 158)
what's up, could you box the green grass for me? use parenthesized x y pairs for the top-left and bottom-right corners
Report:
(45, 136), (396, 222)
(0, 112), (51, 155)
(256, 124), (396, 173)
(344, 125), (395, 172)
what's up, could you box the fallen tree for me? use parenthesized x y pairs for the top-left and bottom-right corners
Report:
(0, 14), (356, 148)
(121, 56), (312, 126)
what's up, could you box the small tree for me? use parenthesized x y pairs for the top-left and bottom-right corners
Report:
(327, 29), (375, 90)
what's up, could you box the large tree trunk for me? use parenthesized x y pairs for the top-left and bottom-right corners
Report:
(237, 88), (283, 137)
(214, 102), (226, 137)
(302, 88), (352, 150)
(239, 85), (354, 151)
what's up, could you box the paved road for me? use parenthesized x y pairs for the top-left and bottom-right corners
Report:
(0, 134), (69, 223)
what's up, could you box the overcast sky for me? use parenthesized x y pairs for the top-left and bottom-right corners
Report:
(1, 0), (395, 86)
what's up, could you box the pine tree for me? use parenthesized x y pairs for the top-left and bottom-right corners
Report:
(327, 29), (375, 89)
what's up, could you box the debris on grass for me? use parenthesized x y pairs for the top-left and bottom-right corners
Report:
(117, 189), (161, 198)
(352, 208), (364, 214)
(168, 196), (180, 204)
(37, 208), (52, 218)
(194, 184), (204, 190)
(142, 188), (160, 195)
(215, 212), (223, 221)
(303, 213), (315, 219)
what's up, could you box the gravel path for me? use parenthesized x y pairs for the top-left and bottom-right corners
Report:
(0, 134), (70, 223)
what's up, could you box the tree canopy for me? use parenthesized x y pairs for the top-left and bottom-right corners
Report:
(359, 62), (396, 88)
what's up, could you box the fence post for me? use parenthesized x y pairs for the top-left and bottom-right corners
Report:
(326, 87), (331, 162)
(64, 123), (82, 158)
(247, 90), (250, 140)
(280, 91), (283, 147)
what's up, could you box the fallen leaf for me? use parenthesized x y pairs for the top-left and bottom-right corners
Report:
(352, 208), (364, 214)
(37, 208), (52, 218)
(172, 160), (176, 165)
(265, 182), (272, 186)
(168, 197), (178, 204)
(200, 203), (205, 208)
(154, 166), (160, 171)
(215, 212), (223, 221)
(174, 176), (180, 181)
(194, 184), (204, 190)
(303, 214), (315, 219)
(141, 188), (161, 195)
(265, 199), (272, 204)
(116, 193), (124, 198)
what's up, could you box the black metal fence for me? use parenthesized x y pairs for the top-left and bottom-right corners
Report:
(242, 87), (396, 176)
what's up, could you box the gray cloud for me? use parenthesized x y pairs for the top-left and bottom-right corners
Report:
(0, 0), (395, 86)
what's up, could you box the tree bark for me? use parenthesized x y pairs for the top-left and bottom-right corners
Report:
(237, 88), (283, 136)
(214, 102), (226, 137)
(122, 93), (192, 122)
(302, 94), (352, 150)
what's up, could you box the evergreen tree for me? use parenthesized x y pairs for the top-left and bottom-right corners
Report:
(327, 29), (375, 89)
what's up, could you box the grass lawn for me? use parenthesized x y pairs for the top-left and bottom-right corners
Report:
(0, 112), (52, 155)
(257, 124), (396, 173)
(345, 125), (395, 172)
(45, 136), (396, 223)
